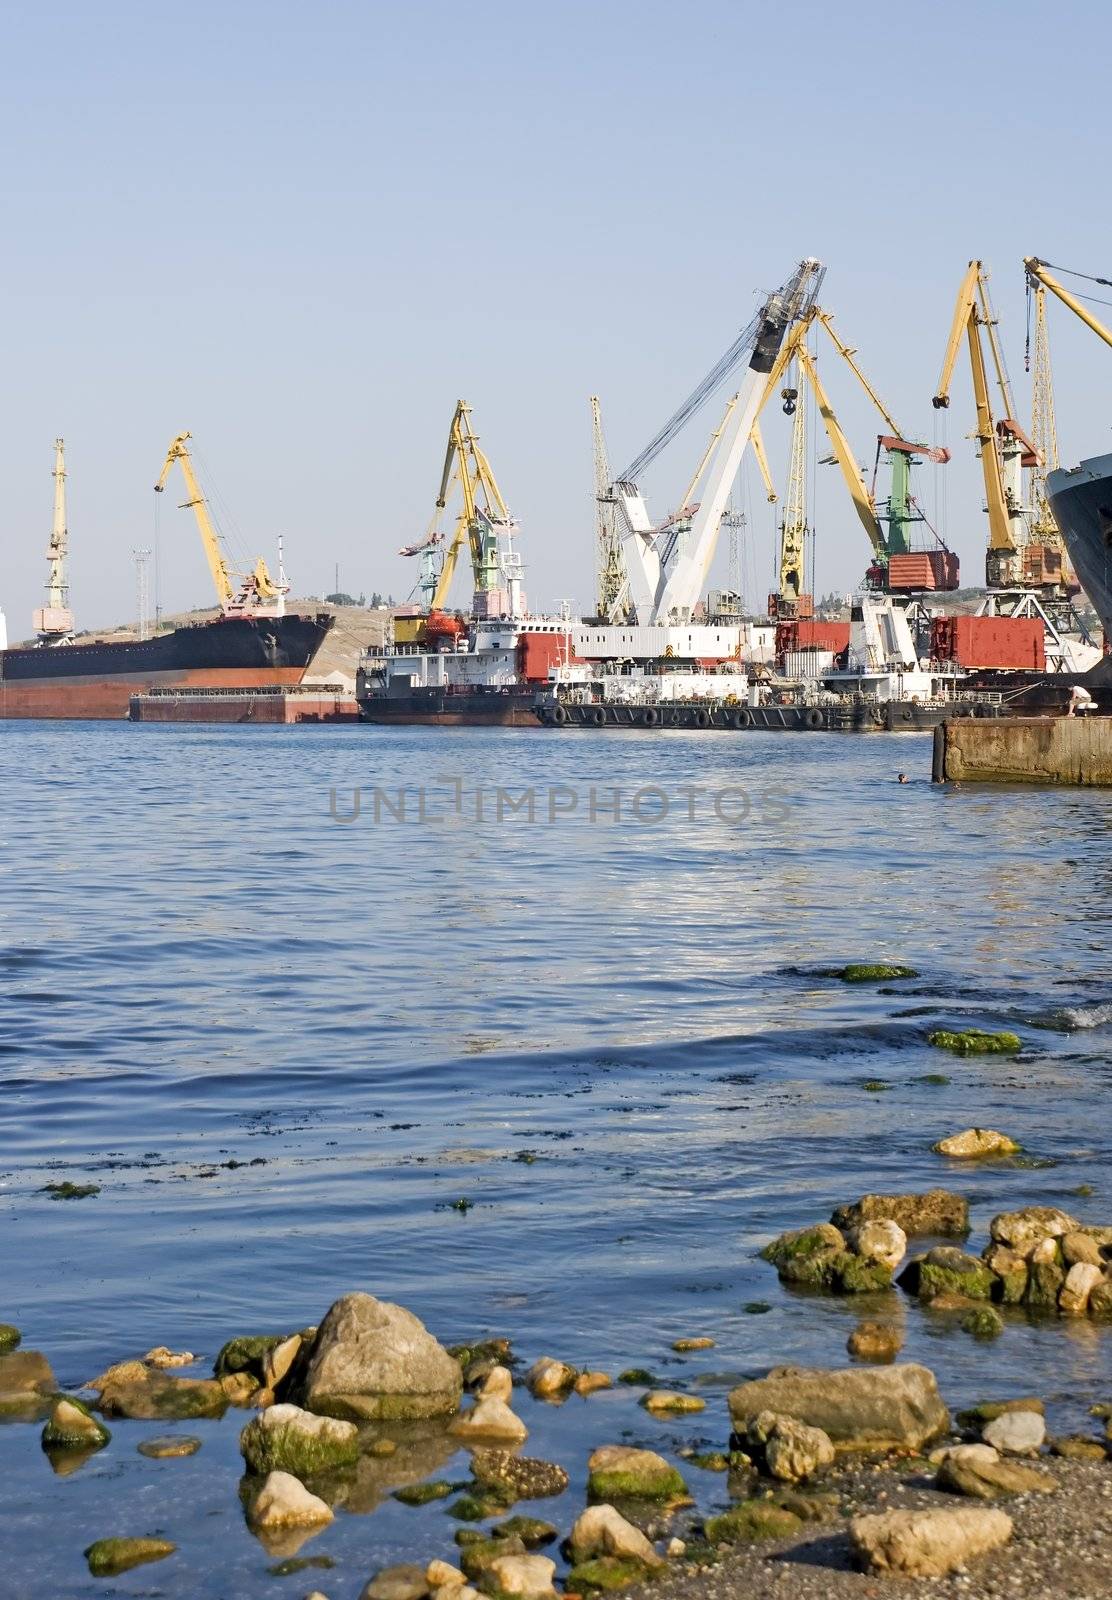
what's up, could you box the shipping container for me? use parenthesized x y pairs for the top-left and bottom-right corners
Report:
(1022, 543), (1063, 586)
(775, 620), (851, 655)
(887, 551), (960, 592)
(516, 632), (579, 682)
(780, 650), (836, 679)
(930, 615), (1045, 670)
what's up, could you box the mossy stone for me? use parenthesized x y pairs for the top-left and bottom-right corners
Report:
(566, 1556), (654, 1592)
(962, 1306), (1004, 1339)
(450, 1492), (504, 1521)
(587, 1464), (687, 1503)
(704, 1501), (802, 1543)
(839, 964), (918, 982)
(956, 1398), (1045, 1428)
(492, 1515), (557, 1547)
(42, 1396), (110, 1451)
(761, 1225), (843, 1267)
(910, 1257), (996, 1301)
(1024, 1259), (1065, 1310)
(0, 1325), (20, 1355)
(927, 1029), (1021, 1056)
(617, 1368), (655, 1386)
(833, 1254), (893, 1294)
(213, 1335), (286, 1380)
(459, 1536), (527, 1579)
(85, 1538), (175, 1576)
(994, 1264), (1028, 1305)
(688, 1451), (730, 1471)
(394, 1479), (454, 1506)
(42, 1181), (100, 1200)
(239, 1415), (358, 1477)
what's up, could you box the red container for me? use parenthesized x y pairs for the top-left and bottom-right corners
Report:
(776, 620), (851, 655)
(930, 615), (1045, 670)
(515, 632), (579, 683)
(888, 551), (960, 592)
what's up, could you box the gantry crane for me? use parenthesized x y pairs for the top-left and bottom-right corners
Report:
(933, 261), (1038, 588)
(751, 309), (951, 611)
(402, 402), (523, 622)
(154, 433), (285, 617)
(35, 438), (75, 642)
(591, 397), (627, 621)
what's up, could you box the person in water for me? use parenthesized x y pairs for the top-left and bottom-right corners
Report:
(897, 772), (908, 784)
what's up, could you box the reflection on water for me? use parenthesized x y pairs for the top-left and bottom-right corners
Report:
(1, 722), (1112, 1596)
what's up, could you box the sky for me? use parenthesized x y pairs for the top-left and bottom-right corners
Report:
(2, 0), (1111, 632)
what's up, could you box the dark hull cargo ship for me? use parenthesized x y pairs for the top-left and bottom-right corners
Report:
(0, 611), (334, 720)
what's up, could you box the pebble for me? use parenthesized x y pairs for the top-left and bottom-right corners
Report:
(137, 1434), (202, 1458)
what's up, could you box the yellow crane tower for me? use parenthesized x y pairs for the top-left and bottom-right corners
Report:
(775, 356), (810, 617)
(154, 433), (284, 617)
(591, 397), (627, 620)
(933, 261), (1037, 589)
(424, 401), (518, 615)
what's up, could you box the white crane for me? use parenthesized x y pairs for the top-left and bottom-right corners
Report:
(611, 259), (825, 624)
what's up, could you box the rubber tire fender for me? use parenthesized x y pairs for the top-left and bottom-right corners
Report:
(551, 702), (568, 726)
(588, 706), (605, 727)
(693, 708), (710, 729)
(729, 708), (751, 730)
(804, 707), (824, 730)
(640, 707), (660, 728)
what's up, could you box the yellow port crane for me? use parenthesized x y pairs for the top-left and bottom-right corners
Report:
(154, 433), (284, 616)
(933, 261), (1037, 588)
(417, 401), (518, 614)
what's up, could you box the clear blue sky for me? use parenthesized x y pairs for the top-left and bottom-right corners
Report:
(2, 0), (1111, 630)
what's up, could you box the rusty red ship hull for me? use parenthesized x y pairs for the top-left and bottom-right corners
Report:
(0, 612), (333, 720)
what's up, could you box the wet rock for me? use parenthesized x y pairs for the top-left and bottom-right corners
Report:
(221, 1371), (261, 1405)
(1087, 1273), (1112, 1317)
(929, 1443), (999, 1466)
(956, 1398), (1044, 1429)
(472, 1450), (570, 1501)
(485, 1553), (557, 1598)
(266, 1335), (304, 1388)
(137, 1434), (202, 1458)
(90, 1360), (227, 1420)
(1060, 1261), (1103, 1315)
(574, 1372), (612, 1396)
(143, 1346), (195, 1368)
(568, 1504), (663, 1566)
(937, 1452), (1056, 1498)
(851, 1505), (1012, 1576)
(0, 1325), (20, 1355)
(249, 1470), (334, 1531)
(240, 1403), (359, 1476)
(932, 1128), (1020, 1158)
(982, 1242), (1028, 1304)
(672, 1336), (715, 1352)
(838, 963), (918, 982)
(566, 1555), (655, 1592)
(831, 1190), (969, 1238)
(587, 1445), (687, 1503)
(298, 1293), (462, 1421)
(524, 1358), (577, 1399)
(846, 1321), (903, 1363)
(640, 1390), (704, 1414)
(449, 1397), (528, 1443)
(85, 1537), (176, 1576)
(961, 1306), (1004, 1339)
(394, 1480), (454, 1506)
(460, 1536), (528, 1580)
(478, 1366), (513, 1402)
(982, 1409), (1046, 1455)
(427, 1560), (466, 1587)
(1024, 1255), (1065, 1310)
(989, 1206), (1078, 1257)
(1062, 1231), (1104, 1267)
(898, 1246), (995, 1301)
(761, 1222), (845, 1267)
(728, 1362), (949, 1452)
(369, 1437), (397, 1457)
(703, 1501), (802, 1544)
(927, 1029), (1022, 1056)
(1050, 1435), (1108, 1460)
(616, 1368), (655, 1386)
(42, 1397), (110, 1452)
(755, 1413), (835, 1482)
(846, 1220), (907, 1271)
(361, 1563), (431, 1600)
(0, 1349), (56, 1408)
(494, 1515), (558, 1548)
(448, 1339), (514, 1391)
(216, 1332), (310, 1383)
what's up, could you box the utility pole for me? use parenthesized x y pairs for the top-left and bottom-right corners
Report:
(133, 548), (152, 641)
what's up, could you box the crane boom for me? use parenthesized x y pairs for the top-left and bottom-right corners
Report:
(794, 342), (886, 558)
(427, 402), (520, 615)
(1024, 257), (1112, 354)
(154, 433), (235, 609)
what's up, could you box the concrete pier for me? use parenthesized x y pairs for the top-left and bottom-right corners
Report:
(933, 716), (1112, 785)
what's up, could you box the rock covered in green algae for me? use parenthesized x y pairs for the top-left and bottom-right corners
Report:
(838, 963), (919, 982)
(239, 1403), (359, 1476)
(761, 1223), (845, 1267)
(493, 1516), (557, 1547)
(459, 1535), (528, 1580)
(42, 1397), (110, 1451)
(729, 1363), (949, 1453)
(41, 1180), (100, 1200)
(927, 1028), (1022, 1055)
(0, 1349), (57, 1418)
(961, 1306), (1004, 1339)
(393, 1479), (454, 1505)
(85, 1537), (176, 1576)
(640, 1391), (705, 1414)
(832, 1190), (969, 1238)
(215, 1334), (292, 1381)
(616, 1368), (656, 1386)
(565, 1556), (656, 1592)
(898, 1248), (996, 1302)
(586, 1445), (687, 1503)
(90, 1360), (227, 1420)
(0, 1325), (20, 1355)
(703, 1501), (802, 1544)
